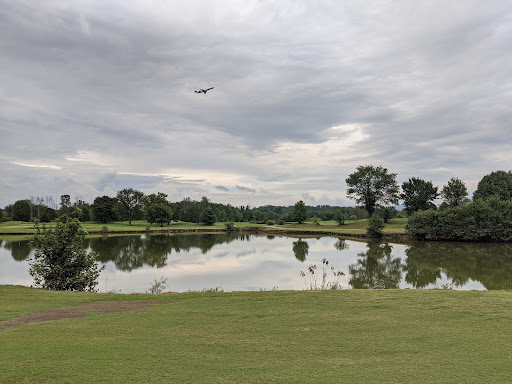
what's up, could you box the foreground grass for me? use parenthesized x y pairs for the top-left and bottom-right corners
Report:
(1, 286), (510, 383)
(0, 218), (408, 236)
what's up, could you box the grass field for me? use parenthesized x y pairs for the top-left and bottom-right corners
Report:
(0, 285), (510, 383)
(0, 218), (408, 236)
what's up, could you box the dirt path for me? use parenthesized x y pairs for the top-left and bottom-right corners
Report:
(0, 301), (166, 332)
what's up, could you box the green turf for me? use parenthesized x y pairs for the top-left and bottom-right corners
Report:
(0, 286), (510, 383)
(1, 219), (408, 238)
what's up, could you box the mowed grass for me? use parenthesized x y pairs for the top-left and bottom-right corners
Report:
(1, 286), (510, 383)
(0, 220), (232, 234)
(0, 218), (408, 237)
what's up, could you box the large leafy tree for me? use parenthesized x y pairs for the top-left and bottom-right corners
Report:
(400, 177), (439, 215)
(92, 195), (117, 223)
(441, 177), (470, 207)
(29, 215), (104, 291)
(292, 200), (308, 224)
(13, 200), (31, 221)
(473, 170), (512, 201)
(116, 188), (145, 225)
(345, 165), (399, 217)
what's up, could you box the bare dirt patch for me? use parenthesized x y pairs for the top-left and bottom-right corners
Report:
(0, 301), (166, 332)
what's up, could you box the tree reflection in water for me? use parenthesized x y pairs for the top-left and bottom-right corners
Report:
(349, 241), (402, 289)
(88, 233), (246, 271)
(292, 239), (309, 262)
(2, 235), (512, 290)
(3, 240), (31, 262)
(404, 242), (512, 290)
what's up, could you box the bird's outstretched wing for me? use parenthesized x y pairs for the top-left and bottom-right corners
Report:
(205, 87), (214, 92)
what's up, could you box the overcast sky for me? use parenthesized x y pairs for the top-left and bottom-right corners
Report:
(1, 0), (511, 208)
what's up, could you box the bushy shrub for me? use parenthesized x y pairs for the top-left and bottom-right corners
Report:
(29, 216), (104, 291)
(224, 221), (236, 231)
(266, 220), (275, 226)
(349, 215), (358, 221)
(407, 196), (512, 241)
(367, 217), (385, 238)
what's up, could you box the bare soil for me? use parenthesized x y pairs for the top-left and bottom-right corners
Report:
(0, 301), (166, 332)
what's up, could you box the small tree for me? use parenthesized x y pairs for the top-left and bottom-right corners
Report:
(378, 206), (398, 223)
(333, 211), (345, 226)
(400, 177), (439, 216)
(29, 216), (104, 291)
(293, 200), (307, 224)
(146, 204), (173, 227)
(441, 177), (470, 207)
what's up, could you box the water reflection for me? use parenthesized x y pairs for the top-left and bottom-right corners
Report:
(292, 239), (309, 262)
(88, 233), (248, 271)
(348, 241), (402, 289)
(1, 234), (511, 291)
(3, 240), (31, 262)
(404, 242), (512, 290)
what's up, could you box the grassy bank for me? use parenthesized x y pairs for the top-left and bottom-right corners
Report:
(1, 286), (510, 383)
(0, 218), (408, 237)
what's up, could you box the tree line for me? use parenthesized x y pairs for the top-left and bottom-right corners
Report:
(344, 165), (512, 241)
(1, 167), (511, 234)
(0, 190), (370, 226)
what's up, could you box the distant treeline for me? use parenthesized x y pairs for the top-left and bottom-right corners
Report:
(3, 167), (512, 241)
(0, 193), (374, 225)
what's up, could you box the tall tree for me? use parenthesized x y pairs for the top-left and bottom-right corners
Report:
(345, 165), (399, 217)
(116, 188), (145, 225)
(400, 177), (439, 215)
(59, 194), (72, 216)
(473, 170), (512, 201)
(13, 200), (31, 221)
(292, 200), (307, 224)
(441, 177), (470, 207)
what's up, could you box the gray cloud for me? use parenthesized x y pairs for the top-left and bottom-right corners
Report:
(1, 1), (511, 208)
(236, 185), (256, 194)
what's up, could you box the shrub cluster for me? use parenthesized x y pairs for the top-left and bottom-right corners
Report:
(407, 197), (512, 242)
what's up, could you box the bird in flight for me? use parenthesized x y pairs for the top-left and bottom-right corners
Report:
(195, 87), (214, 94)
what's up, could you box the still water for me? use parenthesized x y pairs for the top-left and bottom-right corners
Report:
(1, 234), (511, 293)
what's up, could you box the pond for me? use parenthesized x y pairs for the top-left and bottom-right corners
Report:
(1, 234), (511, 293)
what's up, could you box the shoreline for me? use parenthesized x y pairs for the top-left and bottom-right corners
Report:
(0, 226), (413, 242)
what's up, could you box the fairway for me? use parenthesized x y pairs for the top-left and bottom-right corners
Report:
(1, 286), (510, 383)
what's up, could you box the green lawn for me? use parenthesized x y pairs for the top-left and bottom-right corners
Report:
(1, 286), (510, 383)
(0, 218), (408, 237)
